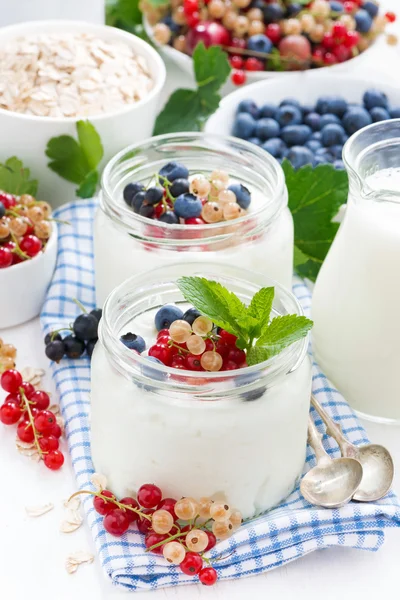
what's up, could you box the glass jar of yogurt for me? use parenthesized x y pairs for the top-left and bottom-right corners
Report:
(95, 133), (293, 306)
(90, 262), (312, 519)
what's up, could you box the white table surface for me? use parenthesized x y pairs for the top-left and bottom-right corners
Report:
(2, 6), (400, 599)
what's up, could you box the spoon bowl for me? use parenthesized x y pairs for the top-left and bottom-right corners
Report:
(301, 457), (364, 509)
(352, 444), (394, 502)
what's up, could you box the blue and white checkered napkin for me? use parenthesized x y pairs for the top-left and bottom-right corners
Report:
(41, 199), (400, 592)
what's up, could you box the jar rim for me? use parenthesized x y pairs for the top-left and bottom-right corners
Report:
(100, 132), (287, 240)
(98, 262), (309, 399)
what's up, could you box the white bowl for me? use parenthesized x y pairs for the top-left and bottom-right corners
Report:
(205, 71), (400, 136)
(0, 20), (166, 208)
(0, 224), (57, 329)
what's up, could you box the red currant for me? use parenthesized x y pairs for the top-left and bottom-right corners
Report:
(104, 508), (130, 536)
(332, 22), (347, 44)
(231, 37), (246, 49)
(227, 348), (246, 366)
(0, 247), (13, 269)
(120, 497), (140, 523)
(199, 567), (218, 586)
(4, 393), (22, 406)
(154, 203), (164, 218)
(204, 339), (214, 352)
(180, 552), (203, 576)
(138, 483), (162, 508)
(229, 55), (243, 69)
(265, 23), (282, 44)
(219, 330), (237, 346)
(38, 435), (59, 452)
(0, 401), (22, 425)
(386, 11), (396, 23)
(157, 329), (170, 339)
(93, 490), (116, 515)
(44, 449), (64, 470)
(344, 30), (359, 48)
(322, 33), (334, 50)
(231, 70), (246, 86)
(312, 47), (325, 63)
(157, 497), (177, 520)
(244, 57), (264, 71)
(34, 410), (56, 435)
(185, 353), (204, 371)
(171, 355), (187, 369)
(1, 369), (23, 393)
(22, 407), (39, 421)
(145, 532), (169, 554)
(137, 509), (154, 534)
(333, 45), (351, 62)
(20, 235), (42, 258)
(215, 341), (229, 360)
(205, 531), (217, 552)
(23, 218), (35, 236)
(323, 52), (337, 65)
(30, 390), (50, 410)
(17, 420), (34, 443)
(223, 359), (238, 371)
(20, 381), (35, 399)
(186, 11), (200, 27)
(183, 0), (198, 16)
(0, 192), (17, 209)
(51, 423), (62, 438)
(185, 217), (205, 225)
(148, 343), (173, 366)
(343, 1), (356, 13)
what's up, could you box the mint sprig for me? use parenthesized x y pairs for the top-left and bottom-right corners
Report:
(0, 157), (38, 196)
(177, 276), (312, 366)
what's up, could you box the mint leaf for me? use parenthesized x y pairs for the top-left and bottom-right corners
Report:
(256, 314), (313, 357)
(76, 120), (104, 171)
(176, 276), (248, 340)
(0, 157), (38, 195)
(246, 346), (271, 367)
(77, 170), (99, 199)
(153, 43), (230, 135)
(284, 160), (348, 281)
(246, 287), (275, 337)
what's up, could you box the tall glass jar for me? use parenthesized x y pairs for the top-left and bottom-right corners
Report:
(95, 133), (293, 306)
(312, 120), (400, 423)
(90, 263), (312, 519)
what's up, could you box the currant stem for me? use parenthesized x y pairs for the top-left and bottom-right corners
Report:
(72, 298), (88, 314)
(19, 388), (44, 459)
(146, 529), (187, 552)
(50, 327), (73, 341)
(68, 490), (152, 521)
(48, 218), (71, 225)
(168, 341), (190, 354)
(10, 232), (30, 260)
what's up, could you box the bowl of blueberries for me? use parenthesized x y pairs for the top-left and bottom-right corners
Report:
(205, 71), (400, 169)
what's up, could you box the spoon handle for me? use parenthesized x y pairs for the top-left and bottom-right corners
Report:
(311, 395), (357, 459)
(307, 415), (331, 465)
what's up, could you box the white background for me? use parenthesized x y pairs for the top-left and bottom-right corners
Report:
(1, 3), (400, 599)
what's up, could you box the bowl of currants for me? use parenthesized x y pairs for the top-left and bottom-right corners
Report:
(0, 191), (57, 328)
(142, 0), (396, 89)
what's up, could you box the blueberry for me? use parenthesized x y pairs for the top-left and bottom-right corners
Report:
(247, 34), (273, 54)
(286, 2), (301, 16)
(248, 137), (262, 146)
(139, 203), (155, 218)
(363, 89), (388, 110)
(155, 304), (184, 331)
(321, 124), (346, 147)
(305, 140), (322, 152)
(333, 160), (345, 170)
(132, 190), (146, 213)
(237, 99), (259, 119)
(123, 183), (144, 206)
(315, 148), (334, 163)
(279, 97), (301, 109)
(227, 183), (251, 209)
(0, 201), (5, 220)
(262, 2), (284, 22)
(390, 107), (400, 118)
(259, 103), (277, 118)
(73, 313), (98, 341)
(329, 0), (343, 12)
(363, 1), (379, 18)
(320, 113), (341, 128)
(142, 356), (166, 382)
(301, 104), (314, 116)
(255, 117), (280, 141)
(158, 210), (179, 224)
(144, 187), (163, 205)
(170, 178), (190, 198)
(275, 105), (302, 127)
(90, 308), (102, 322)
(182, 307), (201, 325)
(174, 193), (202, 219)
(44, 331), (62, 345)
(311, 131), (322, 142)
(355, 9), (372, 32)
(314, 155), (329, 166)
(304, 112), (321, 131)
(330, 144), (343, 159)
(315, 96), (348, 117)
(161, 15), (181, 34)
(370, 107), (391, 122)
(232, 112), (256, 139)
(120, 332), (146, 353)
(86, 339), (97, 358)
(286, 146), (314, 169)
(45, 340), (65, 362)
(342, 107), (372, 135)
(262, 137), (287, 158)
(159, 162), (189, 183)
(281, 124), (312, 146)
(63, 335), (85, 359)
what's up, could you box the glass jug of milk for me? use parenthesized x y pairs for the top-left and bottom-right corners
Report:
(312, 120), (400, 424)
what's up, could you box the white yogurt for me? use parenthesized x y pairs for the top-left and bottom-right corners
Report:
(312, 167), (400, 422)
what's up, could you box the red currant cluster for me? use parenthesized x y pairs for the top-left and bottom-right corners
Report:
(149, 317), (246, 371)
(0, 191), (52, 269)
(77, 482), (243, 586)
(0, 369), (64, 470)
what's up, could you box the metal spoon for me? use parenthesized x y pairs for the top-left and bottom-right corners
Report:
(300, 415), (363, 508)
(311, 395), (394, 502)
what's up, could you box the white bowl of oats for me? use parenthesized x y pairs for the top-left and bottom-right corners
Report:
(0, 20), (166, 207)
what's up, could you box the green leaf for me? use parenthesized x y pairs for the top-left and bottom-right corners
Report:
(246, 346), (271, 367)
(0, 157), (38, 196)
(193, 43), (231, 95)
(176, 276), (248, 340)
(256, 314), (313, 357)
(283, 160), (348, 281)
(154, 90), (211, 135)
(46, 135), (90, 184)
(76, 170), (99, 199)
(267, 48), (284, 72)
(246, 287), (275, 337)
(76, 120), (104, 171)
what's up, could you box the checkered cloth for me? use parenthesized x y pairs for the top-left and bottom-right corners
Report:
(41, 199), (400, 592)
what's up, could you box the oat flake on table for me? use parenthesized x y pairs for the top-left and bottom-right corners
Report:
(0, 33), (154, 118)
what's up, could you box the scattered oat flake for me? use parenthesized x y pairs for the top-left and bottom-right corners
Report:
(60, 509), (83, 533)
(90, 473), (107, 492)
(49, 404), (60, 415)
(16, 439), (39, 458)
(20, 367), (45, 388)
(64, 496), (81, 510)
(25, 503), (54, 517)
(66, 551), (94, 574)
